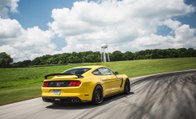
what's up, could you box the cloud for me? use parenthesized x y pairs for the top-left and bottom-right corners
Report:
(49, 0), (196, 53)
(0, 0), (196, 62)
(0, 0), (19, 18)
(0, 18), (57, 61)
(132, 19), (196, 50)
(0, 18), (22, 41)
(163, 19), (181, 30)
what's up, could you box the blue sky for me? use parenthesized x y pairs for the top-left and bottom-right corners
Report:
(9, 0), (76, 50)
(181, 0), (196, 27)
(0, 0), (196, 61)
(10, 0), (76, 30)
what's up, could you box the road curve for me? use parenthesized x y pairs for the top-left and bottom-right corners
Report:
(0, 70), (196, 119)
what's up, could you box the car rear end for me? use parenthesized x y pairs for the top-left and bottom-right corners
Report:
(41, 76), (92, 103)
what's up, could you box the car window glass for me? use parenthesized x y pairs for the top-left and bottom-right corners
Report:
(92, 70), (101, 75)
(98, 68), (114, 75)
(64, 68), (90, 75)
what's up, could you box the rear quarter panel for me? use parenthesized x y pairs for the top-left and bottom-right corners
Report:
(116, 74), (129, 91)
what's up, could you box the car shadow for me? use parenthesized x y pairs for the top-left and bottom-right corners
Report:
(46, 92), (134, 110)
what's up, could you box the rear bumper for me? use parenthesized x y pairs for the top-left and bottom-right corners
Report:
(41, 84), (93, 102)
(42, 97), (88, 103)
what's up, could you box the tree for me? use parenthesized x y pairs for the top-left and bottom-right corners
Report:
(13, 60), (31, 67)
(32, 57), (42, 65)
(81, 51), (100, 63)
(123, 51), (134, 60)
(111, 51), (123, 61)
(67, 55), (81, 63)
(9, 48), (196, 67)
(187, 48), (196, 57)
(178, 48), (187, 57)
(0, 52), (13, 67)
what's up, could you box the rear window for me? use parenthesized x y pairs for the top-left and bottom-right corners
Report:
(64, 68), (91, 75)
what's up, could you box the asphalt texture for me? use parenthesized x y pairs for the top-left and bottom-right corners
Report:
(0, 70), (196, 119)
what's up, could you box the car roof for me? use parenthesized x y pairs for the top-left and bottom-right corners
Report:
(75, 65), (105, 70)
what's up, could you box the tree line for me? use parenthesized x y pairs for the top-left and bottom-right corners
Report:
(0, 48), (196, 67)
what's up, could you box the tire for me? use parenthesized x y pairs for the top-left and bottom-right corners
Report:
(92, 85), (103, 105)
(124, 79), (130, 94)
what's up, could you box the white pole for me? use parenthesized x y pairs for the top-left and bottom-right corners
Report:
(107, 48), (110, 62)
(103, 49), (106, 62)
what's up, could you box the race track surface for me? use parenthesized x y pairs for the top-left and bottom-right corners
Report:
(0, 70), (196, 119)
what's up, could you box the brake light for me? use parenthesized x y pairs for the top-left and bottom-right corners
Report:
(69, 81), (81, 86)
(43, 82), (48, 87)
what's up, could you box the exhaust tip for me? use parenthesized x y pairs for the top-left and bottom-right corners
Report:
(71, 98), (80, 103)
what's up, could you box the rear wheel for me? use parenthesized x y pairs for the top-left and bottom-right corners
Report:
(92, 85), (103, 105)
(124, 79), (130, 94)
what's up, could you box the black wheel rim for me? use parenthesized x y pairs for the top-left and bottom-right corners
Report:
(125, 82), (130, 92)
(95, 89), (102, 103)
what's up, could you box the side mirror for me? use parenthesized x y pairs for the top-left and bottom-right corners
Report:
(114, 72), (119, 75)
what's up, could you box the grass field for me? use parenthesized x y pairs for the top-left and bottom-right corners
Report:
(0, 57), (196, 105)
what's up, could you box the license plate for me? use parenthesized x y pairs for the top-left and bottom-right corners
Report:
(54, 98), (60, 101)
(52, 90), (61, 95)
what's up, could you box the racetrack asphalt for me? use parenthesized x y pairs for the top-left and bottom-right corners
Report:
(0, 70), (196, 119)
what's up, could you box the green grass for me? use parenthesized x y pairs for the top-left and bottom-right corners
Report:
(0, 57), (196, 105)
(104, 57), (196, 77)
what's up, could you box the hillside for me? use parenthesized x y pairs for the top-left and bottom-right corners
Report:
(0, 57), (196, 105)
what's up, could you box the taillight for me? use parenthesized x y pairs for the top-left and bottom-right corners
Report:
(69, 81), (81, 86)
(43, 82), (48, 87)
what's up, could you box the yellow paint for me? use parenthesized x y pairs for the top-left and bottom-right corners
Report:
(41, 65), (128, 102)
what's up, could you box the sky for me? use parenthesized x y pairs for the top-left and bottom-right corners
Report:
(0, 0), (196, 62)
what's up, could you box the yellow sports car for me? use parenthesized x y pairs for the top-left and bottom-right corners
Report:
(41, 65), (130, 104)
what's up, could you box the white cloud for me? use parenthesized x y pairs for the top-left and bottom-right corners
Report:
(1, 0), (196, 62)
(49, 0), (196, 53)
(131, 20), (196, 50)
(163, 19), (181, 30)
(0, 18), (22, 41)
(0, 0), (19, 18)
(0, 18), (57, 61)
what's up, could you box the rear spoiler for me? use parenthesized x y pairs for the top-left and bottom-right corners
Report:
(44, 73), (83, 79)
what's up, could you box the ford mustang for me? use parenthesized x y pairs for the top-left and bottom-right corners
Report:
(41, 65), (130, 104)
